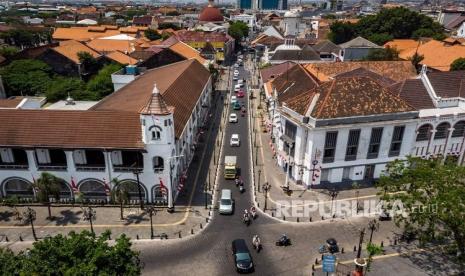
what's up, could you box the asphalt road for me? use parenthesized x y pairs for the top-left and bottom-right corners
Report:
(136, 59), (429, 276)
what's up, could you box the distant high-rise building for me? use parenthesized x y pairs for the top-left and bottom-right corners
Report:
(237, 0), (252, 9)
(257, 0), (288, 10)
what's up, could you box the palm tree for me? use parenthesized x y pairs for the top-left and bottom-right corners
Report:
(35, 172), (61, 220)
(112, 178), (129, 220)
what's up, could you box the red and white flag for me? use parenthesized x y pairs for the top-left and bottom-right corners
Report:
(71, 176), (78, 193)
(103, 178), (111, 195)
(159, 178), (168, 196)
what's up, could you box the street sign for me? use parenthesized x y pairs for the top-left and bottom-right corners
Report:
(322, 254), (336, 273)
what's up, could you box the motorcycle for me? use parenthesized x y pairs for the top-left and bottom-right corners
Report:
(239, 183), (245, 193)
(243, 215), (251, 226)
(250, 207), (257, 219)
(275, 235), (291, 246)
(252, 236), (262, 252)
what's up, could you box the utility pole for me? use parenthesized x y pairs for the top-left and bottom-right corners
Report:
(263, 183), (271, 211)
(357, 228), (366, 258)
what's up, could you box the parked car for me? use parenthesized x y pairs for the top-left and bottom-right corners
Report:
(229, 113), (238, 123)
(233, 76), (238, 81)
(234, 84), (241, 92)
(232, 239), (254, 273)
(237, 91), (244, 98)
(234, 63), (239, 68)
(230, 134), (240, 147)
(231, 96), (237, 104)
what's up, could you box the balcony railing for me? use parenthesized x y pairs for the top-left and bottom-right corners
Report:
(0, 163), (29, 170)
(37, 164), (67, 171)
(367, 152), (379, 159)
(345, 155), (357, 161)
(76, 164), (106, 172)
(322, 156), (334, 163)
(113, 165), (143, 172)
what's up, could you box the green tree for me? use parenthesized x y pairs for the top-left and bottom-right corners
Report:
(327, 21), (356, 44)
(112, 178), (130, 220)
(409, 52), (424, 73)
(166, 10), (180, 16)
(366, 243), (384, 271)
(378, 157), (465, 257)
(158, 22), (181, 30)
(46, 76), (93, 102)
(0, 247), (21, 275)
(0, 46), (19, 58)
(77, 51), (101, 75)
(228, 21), (249, 42)
(450, 57), (465, 71)
(5, 231), (141, 275)
(365, 46), (399, 61)
(328, 7), (445, 44)
(86, 63), (122, 99)
(35, 172), (61, 220)
(144, 28), (161, 41)
(0, 59), (52, 97)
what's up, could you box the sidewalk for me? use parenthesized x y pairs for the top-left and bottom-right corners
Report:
(0, 70), (231, 245)
(246, 61), (383, 223)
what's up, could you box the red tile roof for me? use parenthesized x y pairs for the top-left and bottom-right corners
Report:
(260, 62), (296, 83)
(0, 110), (143, 149)
(92, 59), (210, 138)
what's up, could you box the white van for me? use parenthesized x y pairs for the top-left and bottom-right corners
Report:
(219, 189), (234, 214)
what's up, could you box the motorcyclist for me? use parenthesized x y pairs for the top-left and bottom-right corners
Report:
(250, 206), (256, 218)
(281, 234), (288, 242)
(235, 178), (239, 186)
(239, 182), (245, 191)
(243, 209), (249, 218)
(252, 235), (261, 249)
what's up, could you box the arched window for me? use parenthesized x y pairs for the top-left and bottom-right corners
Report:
(434, 122), (451, 140)
(79, 179), (107, 200)
(452, 121), (465, 137)
(116, 180), (146, 201)
(152, 185), (165, 201)
(57, 180), (72, 198)
(2, 178), (33, 198)
(153, 156), (164, 172)
(416, 124), (433, 141)
(149, 125), (162, 141)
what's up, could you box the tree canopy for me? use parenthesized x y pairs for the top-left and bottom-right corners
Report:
(328, 7), (445, 45)
(364, 46), (399, 61)
(228, 21), (249, 43)
(86, 63), (122, 99)
(144, 29), (161, 41)
(0, 59), (52, 96)
(378, 157), (465, 257)
(0, 231), (141, 275)
(450, 57), (465, 71)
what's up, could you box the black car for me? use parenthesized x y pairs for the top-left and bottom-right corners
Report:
(232, 239), (254, 273)
(326, 238), (339, 253)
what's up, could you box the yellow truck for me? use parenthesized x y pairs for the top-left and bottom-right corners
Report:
(224, 156), (237, 179)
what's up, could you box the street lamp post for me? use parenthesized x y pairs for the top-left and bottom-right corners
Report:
(257, 169), (261, 192)
(368, 219), (379, 244)
(357, 228), (366, 258)
(146, 206), (156, 239)
(263, 183), (271, 211)
(23, 207), (37, 241)
(132, 168), (144, 210)
(83, 206), (96, 234)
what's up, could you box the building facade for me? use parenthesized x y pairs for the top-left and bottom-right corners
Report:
(0, 59), (212, 208)
(268, 66), (465, 187)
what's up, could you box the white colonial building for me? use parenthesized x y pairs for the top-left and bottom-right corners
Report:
(0, 59), (212, 208)
(268, 65), (465, 187)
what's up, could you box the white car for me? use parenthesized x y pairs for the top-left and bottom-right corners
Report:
(234, 63), (239, 68)
(237, 79), (244, 87)
(230, 134), (240, 147)
(234, 70), (239, 75)
(231, 96), (237, 104)
(229, 113), (238, 123)
(233, 76), (238, 81)
(234, 84), (241, 92)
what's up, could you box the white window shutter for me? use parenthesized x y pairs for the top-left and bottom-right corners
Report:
(36, 149), (51, 164)
(111, 151), (123, 165)
(0, 148), (13, 163)
(74, 150), (86, 165)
